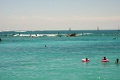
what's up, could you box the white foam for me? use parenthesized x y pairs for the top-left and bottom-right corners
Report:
(14, 30), (27, 32)
(47, 34), (57, 37)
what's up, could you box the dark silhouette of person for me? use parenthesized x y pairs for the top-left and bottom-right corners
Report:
(86, 58), (88, 61)
(115, 58), (119, 64)
(45, 45), (47, 47)
(0, 38), (2, 41)
(102, 57), (107, 60)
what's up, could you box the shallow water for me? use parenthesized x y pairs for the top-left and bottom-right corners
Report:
(0, 30), (120, 80)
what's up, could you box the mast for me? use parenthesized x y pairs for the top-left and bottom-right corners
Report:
(97, 26), (99, 31)
(69, 28), (71, 31)
(118, 25), (119, 31)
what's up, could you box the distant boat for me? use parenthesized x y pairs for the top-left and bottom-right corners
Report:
(118, 26), (120, 31)
(97, 26), (99, 31)
(66, 33), (76, 37)
(69, 28), (71, 31)
(67, 28), (77, 37)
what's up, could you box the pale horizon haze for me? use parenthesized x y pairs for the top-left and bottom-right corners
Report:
(0, 0), (120, 31)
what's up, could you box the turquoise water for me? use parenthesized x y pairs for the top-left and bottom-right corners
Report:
(0, 30), (120, 80)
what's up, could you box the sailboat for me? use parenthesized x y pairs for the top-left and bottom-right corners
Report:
(66, 28), (76, 37)
(97, 26), (99, 31)
(113, 26), (119, 39)
(69, 28), (71, 31)
(118, 26), (120, 31)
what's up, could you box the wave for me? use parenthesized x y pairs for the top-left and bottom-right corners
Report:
(1, 30), (120, 37)
(13, 34), (65, 37)
(13, 33), (95, 37)
(14, 31), (27, 32)
(2, 33), (119, 37)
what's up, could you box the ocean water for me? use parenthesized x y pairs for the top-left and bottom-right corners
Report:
(0, 30), (120, 80)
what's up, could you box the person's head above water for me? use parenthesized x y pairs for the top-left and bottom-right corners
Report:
(103, 57), (106, 60)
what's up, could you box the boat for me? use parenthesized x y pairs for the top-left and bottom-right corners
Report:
(66, 33), (76, 37)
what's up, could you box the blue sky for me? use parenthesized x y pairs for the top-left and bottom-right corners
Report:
(0, 0), (120, 30)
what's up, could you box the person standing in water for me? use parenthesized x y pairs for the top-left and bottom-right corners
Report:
(115, 58), (119, 64)
(0, 38), (1, 41)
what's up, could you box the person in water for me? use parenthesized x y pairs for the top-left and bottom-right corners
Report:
(115, 58), (119, 64)
(102, 57), (107, 60)
(45, 45), (47, 47)
(86, 58), (89, 61)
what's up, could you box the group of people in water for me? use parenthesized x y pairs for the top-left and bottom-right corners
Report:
(83, 57), (119, 64)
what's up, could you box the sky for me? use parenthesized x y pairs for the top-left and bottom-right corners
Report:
(0, 0), (120, 31)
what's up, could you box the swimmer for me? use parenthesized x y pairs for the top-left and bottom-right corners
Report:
(102, 57), (107, 60)
(0, 38), (2, 41)
(82, 58), (90, 62)
(45, 45), (47, 47)
(115, 58), (119, 64)
(86, 58), (89, 61)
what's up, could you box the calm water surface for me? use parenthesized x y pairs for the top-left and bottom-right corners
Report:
(0, 30), (120, 80)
